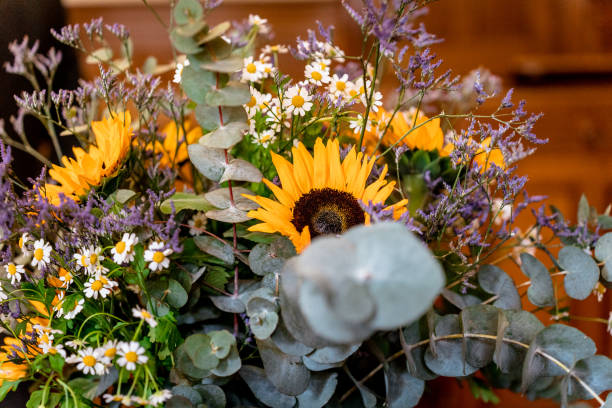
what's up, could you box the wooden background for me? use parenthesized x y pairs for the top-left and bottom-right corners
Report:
(10, 0), (612, 406)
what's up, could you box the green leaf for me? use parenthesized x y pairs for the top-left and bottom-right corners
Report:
(200, 57), (244, 73)
(196, 21), (231, 44)
(172, 385), (203, 405)
(193, 384), (226, 408)
(170, 29), (203, 54)
(494, 310), (543, 374)
(296, 372), (338, 408)
(558, 246), (599, 300)
(478, 264), (521, 309)
(566, 355), (612, 400)
(209, 295), (245, 313)
(176, 20), (208, 37)
(577, 194), (590, 225)
(384, 361), (425, 408)
(184, 334), (219, 370)
(181, 65), (215, 103)
(209, 330), (235, 359)
(595, 232), (612, 265)
(173, 0), (203, 25)
(175, 343), (210, 379)
(220, 158), (262, 183)
(199, 122), (248, 149)
(190, 38), (232, 66)
(167, 279), (189, 308)
(160, 192), (214, 214)
(204, 81), (251, 106)
(257, 338), (310, 396)
(249, 237), (296, 276)
(49, 353), (65, 372)
(194, 235), (234, 265)
(519, 253), (555, 307)
(239, 365), (296, 408)
(461, 305), (499, 368)
(195, 105), (247, 132)
(597, 214), (612, 229)
(210, 343), (241, 376)
(110, 188), (137, 204)
(205, 187), (258, 211)
(187, 144), (226, 182)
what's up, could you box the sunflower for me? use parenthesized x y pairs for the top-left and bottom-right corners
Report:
(244, 138), (408, 253)
(43, 111), (132, 205)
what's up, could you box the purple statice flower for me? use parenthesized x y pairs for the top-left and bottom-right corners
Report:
(0, 142), (16, 241)
(105, 23), (130, 41)
(4, 36), (39, 75)
(84, 17), (104, 39)
(361, 201), (421, 234)
(50, 24), (82, 48)
(14, 90), (47, 113)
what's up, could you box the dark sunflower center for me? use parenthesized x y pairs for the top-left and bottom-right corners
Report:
(292, 188), (365, 238)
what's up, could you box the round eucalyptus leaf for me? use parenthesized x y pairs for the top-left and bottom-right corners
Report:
(170, 30), (203, 55)
(247, 296), (279, 340)
(187, 144), (226, 182)
(167, 279), (189, 308)
(160, 192), (214, 214)
(402, 322), (437, 381)
(558, 246), (599, 300)
(296, 372), (338, 408)
(166, 396), (194, 408)
(181, 64), (214, 103)
(566, 355), (612, 400)
(200, 57), (244, 73)
(257, 339), (310, 396)
(199, 122), (248, 150)
(206, 207), (251, 223)
(210, 344), (241, 377)
(478, 264), (521, 310)
(173, 0), (203, 25)
(176, 20), (208, 37)
(306, 343), (360, 365)
(209, 330), (235, 359)
(521, 324), (596, 391)
(602, 264), (612, 282)
(271, 319), (314, 357)
(172, 385), (203, 405)
(195, 105), (247, 132)
(494, 310), (544, 374)
(220, 158), (262, 183)
(196, 21), (231, 44)
(194, 235), (235, 265)
(424, 314), (478, 377)
(209, 295), (245, 313)
(302, 357), (342, 372)
(193, 384), (226, 408)
(204, 187), (257, 211)
(384, 361), (425, 408)
(519, 253), (555, 307)
(441, 289), (481, 310)
(184, 334), (218, 371)
(332, 281), (375, 324)
(204, 81), (251, 106)
(175, 343), (209, 380)
(460, 305), (499, 368)
(249, 237), (296, 276)
(189, 38), (232, 66)
(594, 232), (612, 265)
(239, 366), (296, 408)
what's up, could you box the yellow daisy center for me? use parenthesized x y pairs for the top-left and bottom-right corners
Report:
(82, 355), (96, 367)
(7, 264), (17, 275)
(246, 95), (257, 108)
(91, 280), (103, 291)
(80, 255), (88, 266)
(105, 347), (116, 358)
(349, 89), (358, 97)
(115, 241), (126, 254)
(141, 310), (152, 319)
(34, 248), (44, 261)
(292, 94), (305, 108)
(49, 347), (57, 355)
(90, 253), (98, 264)
(153, 251), (165, 263)
(18, 237), (24, 249)
(335, 81), (346, 91)
(311, 71), (322, 81)
(125, 351), (138, 363)
(246, 63), (257, 74)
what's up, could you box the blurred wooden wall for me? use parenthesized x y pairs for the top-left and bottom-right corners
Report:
(64, 1), (611, 407)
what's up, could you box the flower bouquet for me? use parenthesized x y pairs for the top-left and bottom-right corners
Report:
(0, 0), (611, 407)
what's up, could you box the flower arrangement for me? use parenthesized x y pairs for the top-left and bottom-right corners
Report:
(0, 0), (611, 407)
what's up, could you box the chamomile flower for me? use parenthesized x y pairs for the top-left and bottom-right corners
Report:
(39, 341), (67, 358)
(253, 129), (276, 148)
(241, 56), (263, 82)
(304, 62), (330, 86)
(172, 58), (190, 84)
(329, 74), (350, 96)
(73, 249), (91, 271)
(103, 394), (131, 405)
(117, 341), (148, 371)
(258, 57), (275, 79)
(244, 88), (271, 118)
(149, 390), (173, 406)
(101, 339), (119, 360)
(314, 58), (331, 72)
(283, 86), (312, 117)
(55, 296), (84, 319)
(66, 339), (86, 349)
(349, 114), (372, 135)
(18, 233), (30, 254)
(144, 241), (172, 272)
(67, 347), (107, 375)
(132, 307), (158, 328)
(0, 288), (7, 301)
(84, 275), (112, 299)
(369, 91), (383, 112)
(31, 239), (52, 269)
(262, 44), (288, 55)
(248, 14), (270, 34)
(188, 212), (208, 236)
(111, 233), (138, 265)
(58, 268), (73, 288)
(85, 246), (104, 274)
(4, 263), (25, 285)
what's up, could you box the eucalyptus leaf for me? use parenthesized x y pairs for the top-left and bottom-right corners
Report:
(594, 232), (612, 266)
(85, 47), (112, 64)
(461, 305), (499, 368)
(193, 384), (226, 408)
(111, 189), (136, 204)
(204, 187), (258, 211)
(257, 339), (310, 396)
(196, 21), (231, 44)
(478, 264), (521, 310)
(167, 279), (189, 308)
(209, 295), (245, 313)
(181, 65), (215, 103)
(302, 357), (342, 372)
(209, 330), (235, 359)
(384, 361), (425, 408)
(160, 192), (214, 214)
(305, 343), (360, 365)
(210, 344), (241, 377)
(247, 297), (279, 340)
(205, 81), (251, 106)
(558, 246), (599, 300)
(424, 314), (478, 377)
(176, 20), (208, 37)
(200, 57), (244, 73)
(441, 289), (481, 310)
(187, 144), (226, 182)
(296, 372), (338, 408)
(195, 104), (247, 131)
(175, 343), (210, 379)
(401, 321), (437, 381)
(184, 334), (219, 371)
(494, 310), (544, 374)
(199, 122), (248, 149)
(173, 0), (203, 25)
(194, 235), (234, 265)
(220, 158), (262, 183)
(519, 253), (555, 307)
(249, 237), (296, 276)
(239, 366), (296, 408)
(271, 318), (314, 357)
(566, 355), (612, 400)
(172, 385), (204, 405)
(166, 396), (195, 408)
(577, 194), (590, 225)
(206, 206), (251, 223)
(170, 29), (203, 54)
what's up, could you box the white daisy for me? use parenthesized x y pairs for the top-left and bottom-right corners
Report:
(248, 14), (270, 34)
(144, 241), (172, 272)
(65, 339), (86, 349)
(4, 263), (25, 285)
(328, 73), (350, 96)
(67, 347), (107, 375)
(314, 58), (331, 72)
(349, 114), (372, 135)
(149, 390), (173, 406)
(31, 239), (52, 269)
(253, 129), (276, 148)
(103, 394), (132, 405)
(40, 341), (67, 358)
(261, 44), (288, 55)
(241, 56), (263, 82)
(132, 307), (158, 328)
(265, 98), (289, 132)
(56, 297), (84, 319)
(85, 246), (104, 275)
(0, 288), (7, 301)
(84, 276), (111, 299)
(117, 341), (148, 371)
(258, 58), (275, 79)
(172, 58), (190, 84)
(369, 91), (383, 112)
(73, 248), (91, 271)
(59, 269), (74, 288)
(244, 88), (272, 118)
(18, 232), (31, 255)
(283, 86), (312, 117)
(111, 233), (138, 265)
(304, 62), (330, 86)
(188, 213), (208, 236)
(101, 340), (119, 360)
